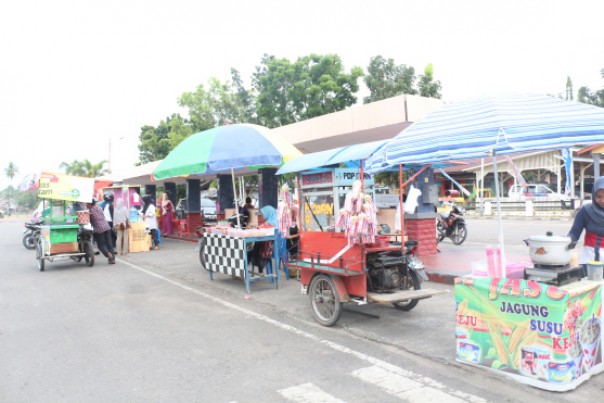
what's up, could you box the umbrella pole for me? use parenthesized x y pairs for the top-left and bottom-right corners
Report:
(231, 168), (241, 228)
(492, 151), (506, 277)
(399, 164), (405, 246)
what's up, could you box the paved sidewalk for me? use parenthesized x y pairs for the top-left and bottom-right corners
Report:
(165, 231), (532, 285)
(421, 244), (531, 284)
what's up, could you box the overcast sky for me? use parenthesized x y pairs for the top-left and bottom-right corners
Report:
(2, 0), (603, 189)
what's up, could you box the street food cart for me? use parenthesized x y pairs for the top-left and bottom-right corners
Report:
(277, 161), (443, 327)
(359, 94), (604, 390)
(455, 276), (602, 391)
(36, 172), (96, 271)
(202, 226), (279, 293)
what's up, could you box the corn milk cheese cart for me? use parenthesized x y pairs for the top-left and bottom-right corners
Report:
(36, 172), (96, 271)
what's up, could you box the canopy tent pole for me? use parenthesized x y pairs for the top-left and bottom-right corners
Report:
(360, 159), (365, 192)
(480, 158), (485, 215)
(398, 164), (405, 243)
(231, 168), (241, 228)
(402, 165), (430, 188)
(296, 174), (302, 230)
(438, 168), (471, 197)
(492, 151), (506, 277)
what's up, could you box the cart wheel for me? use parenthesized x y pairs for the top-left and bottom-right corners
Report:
(393, 271), (420, 311)
(84, 241), (95, 267)
(451, 224), (467, 245)
(36, 240), (45, 272)
(309, 274), (342, 327)
(198, 238), (208, 271)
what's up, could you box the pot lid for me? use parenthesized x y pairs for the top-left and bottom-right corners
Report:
(527, 231), (571, 243)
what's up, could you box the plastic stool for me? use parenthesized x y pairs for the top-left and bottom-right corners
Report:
(178, 220), (189, 237)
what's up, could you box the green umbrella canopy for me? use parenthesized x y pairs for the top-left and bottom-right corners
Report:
(153, 124), (301, 180)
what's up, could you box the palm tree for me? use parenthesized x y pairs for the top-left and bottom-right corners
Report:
(60, 159), (108, 177)
(4, 162), (18, 215)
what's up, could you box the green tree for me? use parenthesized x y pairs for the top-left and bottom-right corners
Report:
(60, 159), (108, 177)
(363, 56), (417, 103)
(231, 67), (257, 123)
(252, 53), (363, 127)
(178, 76), (249, 132)
(577, 69), (604, 106)
(3, 161), (18, 214)
(13, 188), (39, 212)
(417, 63), (442, 99)
(137, 114), (192, 163)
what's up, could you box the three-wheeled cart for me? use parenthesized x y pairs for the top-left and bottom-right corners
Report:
(278, 164), (443, 326)
(36, 172), (96, 271)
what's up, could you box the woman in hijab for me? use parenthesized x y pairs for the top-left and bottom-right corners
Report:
(161, 192), (175, 236)
(113, 198), (130, 255)
(141, 195), (160, 250)
(568, 176), (604, 265)
(256, 205), (283, 276)
(260, 205), (278, 227)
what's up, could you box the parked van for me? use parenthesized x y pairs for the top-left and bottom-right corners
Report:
(508, 184), (563, 200)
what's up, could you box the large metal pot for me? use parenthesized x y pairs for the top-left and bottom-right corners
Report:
(524, 232), (574, 266)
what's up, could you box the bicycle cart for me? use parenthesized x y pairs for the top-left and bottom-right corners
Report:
(36, 172), (96, 271)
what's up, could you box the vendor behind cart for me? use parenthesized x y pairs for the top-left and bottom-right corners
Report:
(568, 176), (604, 265)
(86, 198), (116, 264)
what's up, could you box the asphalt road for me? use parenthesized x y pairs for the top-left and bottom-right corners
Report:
(1, 217), (601, 402)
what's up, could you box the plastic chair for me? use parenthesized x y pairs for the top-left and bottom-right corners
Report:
(178, 220), (189, 237)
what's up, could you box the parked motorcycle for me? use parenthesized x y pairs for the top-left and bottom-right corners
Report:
(23, 222), (42, 250)
(436, 203), (467, 245)
(366, 240), (429, 311)
(227, 213), (248, 229)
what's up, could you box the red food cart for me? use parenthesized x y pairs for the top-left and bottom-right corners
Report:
(278, 162), (443, 326)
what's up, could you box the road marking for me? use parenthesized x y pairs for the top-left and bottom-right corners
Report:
(352, 366), (484, 402)
(279, 383), (346, 403)
(119, 260), (485, 402)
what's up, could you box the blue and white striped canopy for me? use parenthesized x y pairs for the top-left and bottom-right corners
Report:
(276, 140), (387, 175)
(366, 94), (604, 173)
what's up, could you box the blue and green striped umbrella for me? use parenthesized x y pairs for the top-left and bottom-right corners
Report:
(153, 124), (301, 180)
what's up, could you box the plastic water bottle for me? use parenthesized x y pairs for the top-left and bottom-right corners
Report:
(130, 206), (139, 223)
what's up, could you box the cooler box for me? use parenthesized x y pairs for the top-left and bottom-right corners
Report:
(41, 224), (80, 254)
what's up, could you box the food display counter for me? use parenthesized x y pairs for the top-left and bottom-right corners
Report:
(204, 227), (279, 293)
(455, 276), (602, 391)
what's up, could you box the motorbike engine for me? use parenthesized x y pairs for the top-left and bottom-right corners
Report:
(366, 252), (408, 291)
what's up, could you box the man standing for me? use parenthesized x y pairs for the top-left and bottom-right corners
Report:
(86, 199), (115, 264)
(103, 194), (117, 253)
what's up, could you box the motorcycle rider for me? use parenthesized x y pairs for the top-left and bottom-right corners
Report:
(437, 192), (455, 228)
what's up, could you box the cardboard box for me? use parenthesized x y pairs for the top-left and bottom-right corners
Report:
(129, 222), (151, 253)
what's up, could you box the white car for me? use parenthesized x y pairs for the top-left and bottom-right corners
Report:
(200, 198), (217, 222)
(508, 184), (564, 200)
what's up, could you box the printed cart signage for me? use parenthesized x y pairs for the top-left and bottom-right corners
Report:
(38, 172), (94, 203)
(454, 277), (602, 391)
(300, 169), (374, 189)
